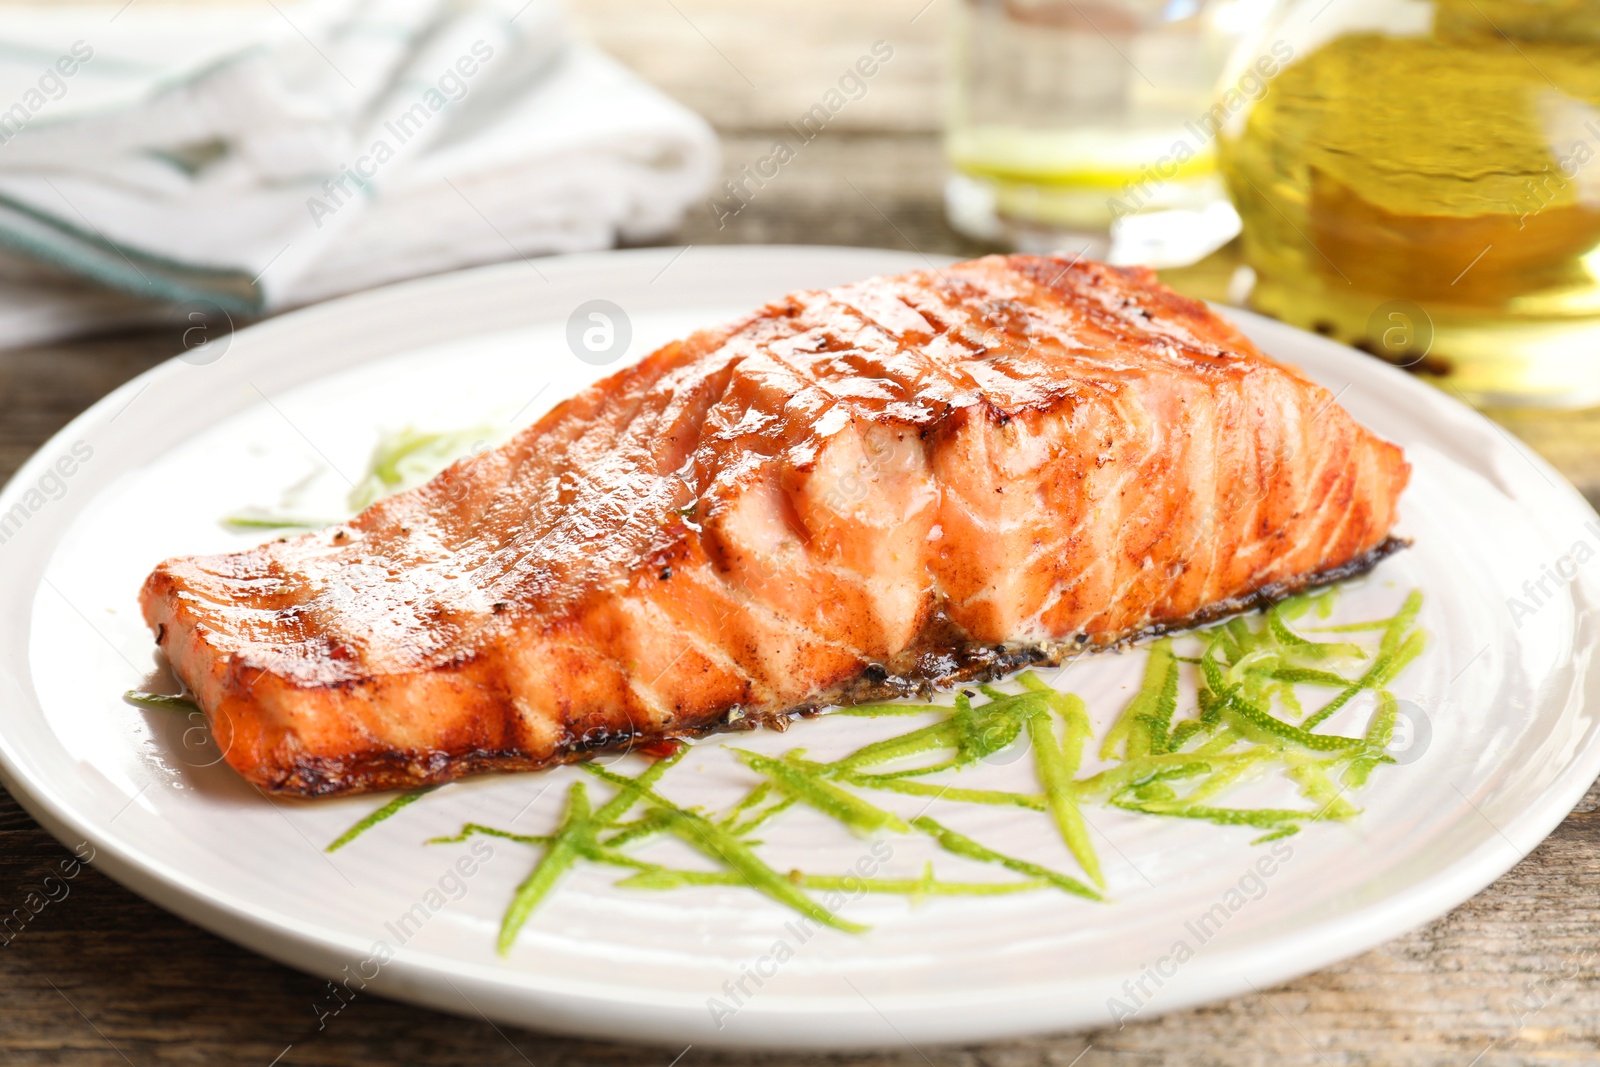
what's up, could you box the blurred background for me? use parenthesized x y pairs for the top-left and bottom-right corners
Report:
(3, 2), (1600, 409)
(1, 0), (1595, 494)
(1, 2), (1598, 424)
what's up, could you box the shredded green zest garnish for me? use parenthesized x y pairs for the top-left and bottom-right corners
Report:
(583, 763), (867, 935)
(735, 750), (910, 835)
(1110, 797), (1325, 829)
(835, 771), (1047, 811)
(1267, 604), (1366, 660)
(221, 509), (341, 531)
(124, 690), (200, 711)
(1251, 825), (1302, 844)
(1110, 639), (1181, 759)
(223, 423), (503, 533)
(1302, 629), (1426, 730)
(493, 751), (684, 952)
(1018, 680), (1104, 888)
(1181, 748), (1276, 804)
(1267, 667), (1357, 688)
(831, 715), (961, 773)
(496, 781), (595, 951)
(827, 686), (1049, 778)
(1071, 753), (1221, 801)
(1343, 690), (1402, 789)
(326, 787), (438, 852)
(365, 587), (1427, 953)
(726, 794), (799, 838)
(1201, 656), (1365, 752)
(348, 425), (503, 511)
(832, 703), (939, 717)
(912, 816), (1102, 902)
(603, 809), (678, 849)
(615, 864), (1048, 898)
(426, 823), (549, 848)
(715, 781), (772, 828)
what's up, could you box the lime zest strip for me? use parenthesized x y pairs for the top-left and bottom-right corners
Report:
(1201, 655), (1364, 752)
(584, 763), (867, 934)
(326, 786), (438, 852)
(496, 781), (593, 953)
(912, 815), (1102, 902)
(1267, 604), (1365, 660)
(1343, 690), (1402, 789)
(495, 751), (684, 953)
(832, 702), (942, 717)
(1302, 629), (1426, 730)
(427, 822), (548, 848)
(838, 771), (1047, 811)
(734, 749), (910, 835)
(1017, 676), (1103, 888)
(1100, 639), (1176, 760)
(1110, 797), (1323, 829)
(124, 690), (199, 712)
(616, 866), (1050, 897)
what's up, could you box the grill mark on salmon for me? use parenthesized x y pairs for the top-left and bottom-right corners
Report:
(140, 255), (1410, 796)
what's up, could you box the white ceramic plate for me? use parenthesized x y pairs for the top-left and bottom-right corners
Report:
(2, 246), (1597, 1051)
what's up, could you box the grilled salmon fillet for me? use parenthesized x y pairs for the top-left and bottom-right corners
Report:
(141, 255), (1409, 796)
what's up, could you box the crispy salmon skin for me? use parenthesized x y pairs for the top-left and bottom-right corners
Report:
(141, 255), (1409, 796)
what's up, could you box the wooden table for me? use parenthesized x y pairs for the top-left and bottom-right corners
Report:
(4, 3), (1599, 1063)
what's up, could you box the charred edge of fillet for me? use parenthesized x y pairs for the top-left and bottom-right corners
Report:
(786, 535), (1413, 714)
(261, 537), (1408, 797)
(1115, 535), (1410, 647)
(268, 724), (665, 798)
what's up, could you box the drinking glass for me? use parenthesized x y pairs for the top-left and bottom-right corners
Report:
(945, 0), (1275, 267)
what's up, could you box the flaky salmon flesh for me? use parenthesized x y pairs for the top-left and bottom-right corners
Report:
(141, 255), (1409, 797)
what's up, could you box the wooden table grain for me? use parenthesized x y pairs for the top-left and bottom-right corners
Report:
(3, 3), (1599, 1064)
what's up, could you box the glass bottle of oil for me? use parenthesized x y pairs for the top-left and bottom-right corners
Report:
(1219, 0), (1600, 405)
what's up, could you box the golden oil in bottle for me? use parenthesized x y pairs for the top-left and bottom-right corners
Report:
(1219, 0), (1600, 404)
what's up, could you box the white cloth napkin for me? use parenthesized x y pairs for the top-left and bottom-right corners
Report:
(0, 0), (719, 346)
